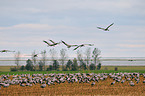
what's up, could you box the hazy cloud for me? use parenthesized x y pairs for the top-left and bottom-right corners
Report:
(118, 44), (145, 48)
(0, 0), (145, 57)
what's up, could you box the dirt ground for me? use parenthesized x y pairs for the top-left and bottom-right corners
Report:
(1, 76), (145, 96)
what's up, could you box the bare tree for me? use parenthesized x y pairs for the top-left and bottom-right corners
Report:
(92, 48), (101, 65)
(60, 48), (67, 70)
(72, 58), (78, 71)
(77, 50), (86, 70)
(15, 51), (21, 69)
(84, 47), (91, 69)
(32, 51), (37, 71)
(77, 50), (83, 62)
(41, 50), (47, 71)
(49, 48), (57, 60)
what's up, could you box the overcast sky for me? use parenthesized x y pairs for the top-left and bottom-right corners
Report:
(0, 0), (145, 58)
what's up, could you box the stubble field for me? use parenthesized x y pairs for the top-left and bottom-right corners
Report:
(1, 81), (145, 96)
(1, 72), (145, 96)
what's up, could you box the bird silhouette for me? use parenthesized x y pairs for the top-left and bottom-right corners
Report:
(0, 50), (15, 53)
(73, 44), (94, 50)
(111, 81), (116, 85)
(61, 40), (78, 48)
(49, 39), (60, 44)
(25, 54), (39, 57)
(91, 82), (95, 86)
(97, 23), (114, 31)
(43, 40), (60, 47)
(129, 81), (135, 86)
(33, 54), (38, 57)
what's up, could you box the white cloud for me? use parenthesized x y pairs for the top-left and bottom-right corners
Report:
(1, 0), (145, 16)
(0, 24), (53, 30)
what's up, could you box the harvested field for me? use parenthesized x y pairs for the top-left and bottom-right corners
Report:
(1, 73), (145, 95)
(1, 81), (145, 96)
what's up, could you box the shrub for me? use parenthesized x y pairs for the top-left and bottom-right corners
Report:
(10, 67), (18, 71)
(20, 65), (25, 71)
(66, 59), (73, 70)
(47, 65), (53, 71)
(97, 63), (101, 70)
(115, 67), (118, 71)
(62, 67), (68, 71)
(71, 58), (78, 71)
(53, 60), (59, 70)
(89, 63), (96, 70)
(80, 60), (87, 70)
(25, 59), (34, 71)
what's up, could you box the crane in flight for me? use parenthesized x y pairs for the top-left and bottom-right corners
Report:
(25, 54), (39, 57)
(0, 50), (15, 53)
(73, 44), (94, 50)
(61, 40), (78, 48)
(49, 39), (60, 44)
(43, 40), (60, 47)
(97, 23), (114, 31)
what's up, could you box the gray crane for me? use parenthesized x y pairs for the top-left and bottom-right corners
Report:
(73, 44), (94, 50)
(43, 40), (60, 47)
(61, 40), (78, 48)
(97, 23), (114, 31)
(0, 50), (15, 53)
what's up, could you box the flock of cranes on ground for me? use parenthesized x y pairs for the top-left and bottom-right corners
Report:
(0, 72), (145, 89)
(0, 23), (114, 53)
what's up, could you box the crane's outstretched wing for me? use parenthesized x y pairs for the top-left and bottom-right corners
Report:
(61, 40), (78, 47)
(106, 23), (114, 29)
(49, 39), (56, 44)
(73, 46), (80, 50)
(49, 40), (60, 44)
(49, 39), (60, 44)
(73, 43), (94, 50)
(61, 40), (69, 46)
(83, 44), (94, 46)
(43, 40), (49, 45)
(71, 45), (78, 47)
(97, 27), (104, 29)
(43, 40), (54, 46)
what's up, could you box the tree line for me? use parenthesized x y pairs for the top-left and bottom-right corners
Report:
(11, 48), (101, 71)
